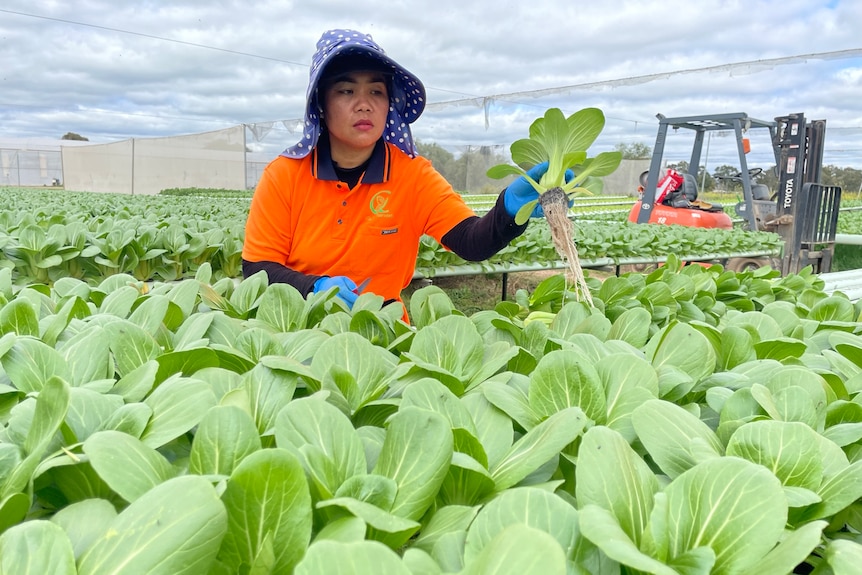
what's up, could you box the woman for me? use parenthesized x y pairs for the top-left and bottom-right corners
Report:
(242, 29), (550, 320)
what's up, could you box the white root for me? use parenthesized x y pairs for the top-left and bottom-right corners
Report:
(541, 189), (593, 305)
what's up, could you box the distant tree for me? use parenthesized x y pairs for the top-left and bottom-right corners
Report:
(417, 141), (454, 169)
(712, 164), (742, 192)
(821, 165), (862, 195)
(416, 141), (512, 193)
(61, 132), (89, 141)
(667, 160), (689, 174)
(417, 140), (464, 190)
(614, 142), (652, 159)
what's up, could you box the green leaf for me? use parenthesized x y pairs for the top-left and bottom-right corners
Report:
(660, 457), (787, 574)
(104, 319), (161, 378)
(311, 332), (395, 412)
(754, 337), (807, 361)
(0, 298), (39, 337)
(254, 282), (309, 332)
(606, 306), (651, 348)
(1, 337), (68, 393)
(826, 539), (862, 575)
(0, 492), (29, 535)
(60, 326), (114, 386)
(515, 201), (536, 225)
(718, 325), (756, 370)
(50, 498), (118, 560)
(799, 459), (862, 522)
(334, 473), (398, 510)
(403, 548), (443, 575)
(77, 475), (228, 575)
(461, 523), (567, 575)
(481, 378), (540, 431)
(528, 349), (606, 424)
(414, 505), (480, 554)
(242, 362), (300, 436)
(438, 452), (495, 507)
(154, 348), (221, 384)
(489, 406), (587, 491)
(645, 322), (716, 384)
(140, 375), (216, 449)
(274, 396), (367, 501)
(313, 516), (367, 543)
(632, 399), (724, 479)
(108, 359), (158, 403)
(746, 520), (826, 575)
(463, 487), (578, 569)
(725, 420), (823, 490)
(579, 504), (678, 575)
(576, 426), (660, 547)
(0, 520), (76, 575)
(461, 392), (513, 470)
(2, 377), (70, 499)
(317, 497), (420, 541)
(23, 376), (70, 457)
(218, 448), (312, 574)
(295, 540), (412, 575)
(372, 407), (454, 521)
(597, 353), (659, 442)
(189, 405), (261, 476)
(98, 285), (139, 318)
(486, 163), (526, 180)
(84, 430), (174, 502)
(127, 294), (173, 335)
(402, 378), (479, 439)
(409, 285), (455, 329)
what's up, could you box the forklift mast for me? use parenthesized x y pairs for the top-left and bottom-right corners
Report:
(772, 113), (841, 274)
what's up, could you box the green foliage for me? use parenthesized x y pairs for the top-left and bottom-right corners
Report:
(0, 260), (860, 572)
(60, 132), (88, 141)
(159, 187), (254, 198)
(416, 140), (511, 194)
(487, 108), (623, 224)
(614, 141), (652, 159)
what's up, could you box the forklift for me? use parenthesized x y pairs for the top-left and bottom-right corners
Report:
(630, 112), (841, 275)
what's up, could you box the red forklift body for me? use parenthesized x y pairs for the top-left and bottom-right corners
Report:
(627, 201), (733, 229)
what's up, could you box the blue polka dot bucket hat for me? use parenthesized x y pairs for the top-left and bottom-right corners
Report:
(282, 29), (426, 159)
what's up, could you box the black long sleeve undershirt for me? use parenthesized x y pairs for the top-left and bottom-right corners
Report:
(242, 189), (527, 294)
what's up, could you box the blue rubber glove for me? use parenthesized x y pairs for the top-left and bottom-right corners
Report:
(313, 276), (358, 308)
(503, 162), (575, 218)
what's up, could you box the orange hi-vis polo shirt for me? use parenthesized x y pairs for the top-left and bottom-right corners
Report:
(242, 138), (475, 308)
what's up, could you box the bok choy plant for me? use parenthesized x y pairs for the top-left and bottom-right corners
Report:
(488, 107), (622, 304)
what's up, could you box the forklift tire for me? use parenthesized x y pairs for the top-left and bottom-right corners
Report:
(724, 257), (769, 272)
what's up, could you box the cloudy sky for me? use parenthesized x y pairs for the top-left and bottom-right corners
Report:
(2, 0), (861, 171)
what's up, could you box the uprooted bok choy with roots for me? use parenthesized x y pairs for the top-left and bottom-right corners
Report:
(487, 107), (622, 304)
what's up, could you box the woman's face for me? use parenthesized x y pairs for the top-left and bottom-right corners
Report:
(321, 70), (389, 166)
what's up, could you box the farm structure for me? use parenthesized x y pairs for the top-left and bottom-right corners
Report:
(0, 126), (647, 196)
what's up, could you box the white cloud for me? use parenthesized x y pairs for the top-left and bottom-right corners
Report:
(1, 0), (861, 171)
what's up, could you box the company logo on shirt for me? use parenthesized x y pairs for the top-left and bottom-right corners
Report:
(369, 190), (392, 216)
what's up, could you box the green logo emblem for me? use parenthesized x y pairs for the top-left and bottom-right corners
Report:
(369, 190), (391, 215)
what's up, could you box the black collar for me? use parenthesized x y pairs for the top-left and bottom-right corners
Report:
(312, 134), (389, 184)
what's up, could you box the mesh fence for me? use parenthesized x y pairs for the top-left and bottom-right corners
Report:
(0, 148), (64, 187)
(3, 124), (644, 196)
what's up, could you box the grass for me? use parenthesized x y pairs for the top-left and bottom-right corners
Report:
(402, 269), (611, 314)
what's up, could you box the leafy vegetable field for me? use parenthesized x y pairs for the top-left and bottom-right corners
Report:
(0, 187), (783, 286)
(3, 257), (862, 573)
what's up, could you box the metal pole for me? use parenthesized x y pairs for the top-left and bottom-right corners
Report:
(243, 124), (248, 191)
(701, 133), (711, 191)
(130, 138), (135, 195)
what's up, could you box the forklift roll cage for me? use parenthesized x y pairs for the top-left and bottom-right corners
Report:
(634, 112), (841, 275)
